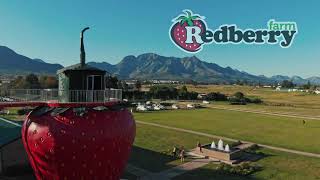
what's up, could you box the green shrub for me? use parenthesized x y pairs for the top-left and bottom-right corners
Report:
(229, 97), (247, 105)
(206, 92), (227, 101)
(216, 162), (261, 176)
(229, 92), (263, 104)
(246, 97), (263, 104)
(245, 144), (265, 156)
(234, 92), (245, 99)
(17, 108), (32, 115)
(230, 140), (242, 147)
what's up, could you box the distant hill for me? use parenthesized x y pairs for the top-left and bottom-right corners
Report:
(270, 75), (320, 85)
(87, 61), (117, 74)
(88, 53), (320, 85)
(306, 76), (320, 85)
(0, 46), (63, 75)
(88, 53), (273, 84)
(0, 46), (319, 85)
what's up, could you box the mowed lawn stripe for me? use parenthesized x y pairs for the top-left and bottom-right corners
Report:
(134, 109), (320, 154)
(136, 120), (320, 158)
(135, 123), (320, 179)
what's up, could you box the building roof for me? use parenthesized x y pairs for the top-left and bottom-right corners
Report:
(0, 117), (22, 148)
(57, 63), (106, 74)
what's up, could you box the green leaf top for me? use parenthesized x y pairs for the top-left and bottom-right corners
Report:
(174, 10), (202, 26)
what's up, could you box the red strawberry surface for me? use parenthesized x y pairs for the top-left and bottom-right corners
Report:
(22, 105), (135, 180)
(170, 10), (206, 52)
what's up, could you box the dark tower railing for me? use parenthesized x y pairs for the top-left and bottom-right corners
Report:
(80, 27), (90, 67)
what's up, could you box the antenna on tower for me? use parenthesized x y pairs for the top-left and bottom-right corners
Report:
(80, 27), (90, 66)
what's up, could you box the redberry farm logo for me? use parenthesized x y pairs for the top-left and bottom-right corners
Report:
(170, 10), (206, 53)
(169, 10), (298, 53)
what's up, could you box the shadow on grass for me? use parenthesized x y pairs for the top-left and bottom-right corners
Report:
(3, 161), (138, 180)
(173, 165), (262, 180)
(240, 151), (273, 163)
(1, 164), (35, 180)
(121, 171), (138, 180)
(128, 145), (179, 173)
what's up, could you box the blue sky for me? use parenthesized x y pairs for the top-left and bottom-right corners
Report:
(0, 0), (319, 78)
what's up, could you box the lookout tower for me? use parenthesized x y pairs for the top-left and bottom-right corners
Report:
(57, 27), (107, 102)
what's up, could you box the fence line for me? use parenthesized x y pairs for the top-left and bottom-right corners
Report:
(0, 89), (122, 103)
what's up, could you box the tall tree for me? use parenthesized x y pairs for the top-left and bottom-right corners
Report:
(10, 76), (25, 89)
(302, 81), (311, 90)
(25, 74), (40, 89)
(105, 76), (119, 89)
(135, 80), (142, 91)
(45, 76), (58, 88)
(234, 92), (244, 99)
(281, 80), (295, 88)
(121, 81), (128, 91)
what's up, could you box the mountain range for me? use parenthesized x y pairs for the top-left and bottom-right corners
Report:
(0, 45), (319, 85)
(88, 54), (320, 85)
(0, 46), (62, 74)
(88, 54), (271, 84)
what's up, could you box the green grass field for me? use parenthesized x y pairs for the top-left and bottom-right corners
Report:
(0, 117), (22, 147)
(129, 123), (220, 172)
(143, 84), (320, 117)
(206, 101), (320, 118)
(133, 123), (320, 180)
(1, 110), (319, 179)
(186, 84), (320, 115)
(134, 109), (320, 154)
(0, 107), (25, 121)
(174, 148), (320, 180)
(185, 85), (320, 109)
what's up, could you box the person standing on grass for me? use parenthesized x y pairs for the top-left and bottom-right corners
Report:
(197, 141), (203, 153)
(303, 120), (306, 125)
(180, 146), (185, 162)
(172, 146), (177, 157)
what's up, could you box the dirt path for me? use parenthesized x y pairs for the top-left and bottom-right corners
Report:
(154, 158), (211, 179)
(139, 158), (212, 180)
(125, 163), (152, 178)
(209, 105), (320, 120)
(0, 117), (22, 127)
(136, 120), (320, 158)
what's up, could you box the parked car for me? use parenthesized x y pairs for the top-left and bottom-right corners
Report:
(0, 109), (9, 115)
(146, 105), (153, 110)
(0, 97), (14, 102)
(202, 100), (210, 104)
(153, 104), (165, 110)
(153, 105), (161, 111)
(172, 104), (179, 109)
(136, 104), (148, 111)
(187, 104), (195, 109)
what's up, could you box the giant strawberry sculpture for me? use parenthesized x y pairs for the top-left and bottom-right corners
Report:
(22, 102), (135, 180)
(0, 27), (137, 180)
(170, 10), (206, 53)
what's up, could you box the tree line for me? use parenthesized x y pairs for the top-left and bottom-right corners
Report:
(9, 74), (58, 89)
(280, 80), (319, 90)
(121, 85), (199, 101)
(6, 74), (140, 90)
(121, 84), (263, 105)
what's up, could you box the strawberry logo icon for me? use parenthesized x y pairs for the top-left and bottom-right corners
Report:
(170, 10), (206, 53)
